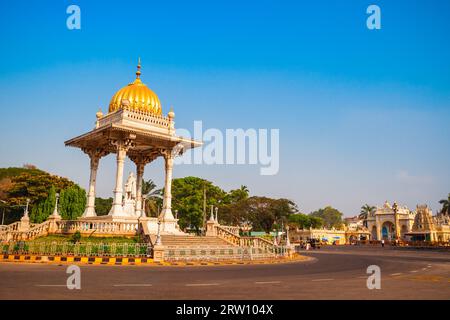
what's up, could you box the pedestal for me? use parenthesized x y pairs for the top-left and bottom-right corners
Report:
(153, 244), (165, 262)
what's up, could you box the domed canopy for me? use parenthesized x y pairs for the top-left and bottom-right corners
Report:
(108, 60), (162, 115)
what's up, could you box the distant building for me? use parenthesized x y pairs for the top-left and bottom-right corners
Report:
(344, 216), (363, 230)
(366, 201), (415, 240)
(405, 205), (450, 242)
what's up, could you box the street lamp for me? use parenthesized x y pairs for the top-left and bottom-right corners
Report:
(155, 219), (162, 245)
(214, 207), (218, 223)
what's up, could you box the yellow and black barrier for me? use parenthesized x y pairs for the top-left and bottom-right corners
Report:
(0, 254), (307, 266)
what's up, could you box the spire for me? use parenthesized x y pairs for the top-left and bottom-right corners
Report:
(136, 57), (141, 79)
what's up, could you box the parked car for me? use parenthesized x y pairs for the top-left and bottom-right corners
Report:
(308, 239), (321, 249)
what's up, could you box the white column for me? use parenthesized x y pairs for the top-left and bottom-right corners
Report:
(135, 162), (145, 217)
(109, 140), (130, 217)
(160, 151), (175, 221)
(83, 154), (100, 217)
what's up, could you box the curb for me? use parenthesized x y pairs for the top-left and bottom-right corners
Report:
(0, 254), (309, 267)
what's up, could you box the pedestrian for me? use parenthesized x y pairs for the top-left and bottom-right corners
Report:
(381, 239), (385, 248)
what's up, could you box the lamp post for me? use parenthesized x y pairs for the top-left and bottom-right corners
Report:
(155, 219), (162, 245)
(393, 202), (400, 241)
(214, 207), (218, 224)
(51, 193), (60, 218)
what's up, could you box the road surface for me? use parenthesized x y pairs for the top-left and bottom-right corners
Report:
(0, 246), (449, 299)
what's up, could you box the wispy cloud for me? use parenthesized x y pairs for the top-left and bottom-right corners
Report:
(395, 170), (434, 185)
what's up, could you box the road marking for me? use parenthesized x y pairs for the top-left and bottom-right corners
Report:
(113, 284), (152, 287)
(410, 270), (418, 273)
(35, 284), (67, 287)
(311, 278), (334, 282)
(185, 283), (219, 287)
(390, 273), (402, 276)
(254, 281), (281, 284)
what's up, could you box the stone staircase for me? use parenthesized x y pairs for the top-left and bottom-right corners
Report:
(160, 235), (231, 247)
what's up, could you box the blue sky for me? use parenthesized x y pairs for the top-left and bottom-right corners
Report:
(0, 0), (449, 216)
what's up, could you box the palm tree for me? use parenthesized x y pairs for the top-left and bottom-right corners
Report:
(439, 193), (450, 216)
(240, 185), (249, 193)
(141, 179), (162, 217)
(359, 204), (375, 227)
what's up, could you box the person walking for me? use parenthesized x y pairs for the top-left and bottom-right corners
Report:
(381, 239), (385, 248)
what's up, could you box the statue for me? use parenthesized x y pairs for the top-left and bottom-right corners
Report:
(124, 172), (136, 200)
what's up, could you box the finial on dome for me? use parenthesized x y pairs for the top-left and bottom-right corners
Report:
(96, 107), (103, 119)
(136, 57), (141, 79)
(168, 106), (175, 119)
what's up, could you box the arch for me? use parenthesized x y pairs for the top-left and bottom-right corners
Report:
(371, 226), (377, 240)
(381, 221), (395, 240)
(400, 225), (408, 239)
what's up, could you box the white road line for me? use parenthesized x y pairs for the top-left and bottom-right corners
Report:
(311, 278), (334, 282)
(113, 284), (152, 287)
(185, 283), (219, 287)
(390, 273), (402, 276)
(36, 284), (66, 287)
(254, 281), (281, 284)
(410, 270), (418, 273)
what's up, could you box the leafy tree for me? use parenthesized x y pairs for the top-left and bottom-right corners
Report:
(0, 166), (86, 223)
(141, 179), (162, 217)
(309, 216), (324, 228)
(309, 206), (344, 229)
(30, 186), (56, 223)
(95, 197), (113, 216)
(359, 204), (375, 227)
(223, 185), (249, 204)
(170, 177), (226, 232)
(439, 193), (450, 215)
(59, 185), (86, 220)
(220, 197), (297, 233)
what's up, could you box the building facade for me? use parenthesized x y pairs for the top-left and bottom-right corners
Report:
(366, 201), (415, 240)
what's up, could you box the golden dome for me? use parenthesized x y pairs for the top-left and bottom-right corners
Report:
(108, 59), (162, 115)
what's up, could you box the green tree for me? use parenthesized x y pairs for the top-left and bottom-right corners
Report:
(224, 185), (249, 204)
(288, 213), (323, 229)
(59, 185), (86, 220)
(359, 204), (375, 227)
(95, 197), (113, 216)
(170, 177), (226, 232)
(221, 197), (297, 233)
(309, 206), (344, 229)
(141, 179), (162, 217)
(439, 193), (450, 215)
(30, 186), (56, 223)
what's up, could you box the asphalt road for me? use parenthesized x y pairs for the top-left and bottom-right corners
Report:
(0, 246), (449, 299)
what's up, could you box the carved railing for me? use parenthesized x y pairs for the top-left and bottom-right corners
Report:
(57, 220), (138, 235)
(2, 241), (152, 257)
(214, 225), (275, 251)
(219, 225), (240, 235)
(4, 221), (51, 242)
(98, 108), (170, 130)
(3, 222), (20, 232)
(1, 219), (140, 242)
(164, 245), (282, 261)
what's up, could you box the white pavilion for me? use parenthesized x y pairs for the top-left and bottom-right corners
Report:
(65, 60), (202, 235)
